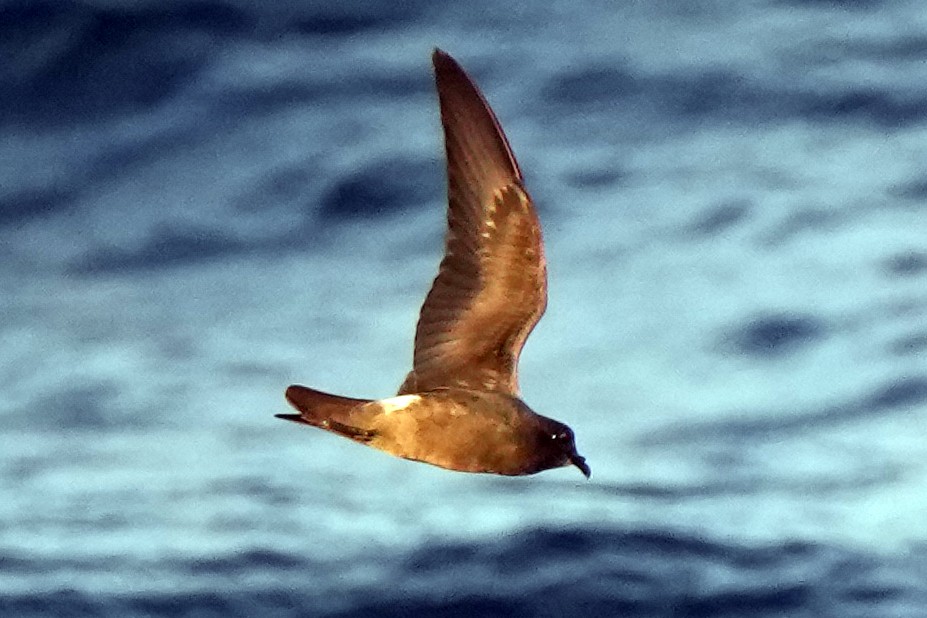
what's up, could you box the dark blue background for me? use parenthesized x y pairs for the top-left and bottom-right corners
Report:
(2, 0), (927, 615)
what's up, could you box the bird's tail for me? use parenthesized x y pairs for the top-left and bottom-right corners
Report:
(277, 385), (375, 441)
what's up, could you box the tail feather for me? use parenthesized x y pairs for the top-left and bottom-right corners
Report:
(280, 385), (372, 438)
(275, 414), (312, 425)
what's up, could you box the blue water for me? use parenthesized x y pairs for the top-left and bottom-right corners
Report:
(3, 0), (927, 615)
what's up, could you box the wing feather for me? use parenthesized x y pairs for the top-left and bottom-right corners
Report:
(399, 50), (547, 396)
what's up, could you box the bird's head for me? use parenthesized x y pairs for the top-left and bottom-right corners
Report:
(533, 416), (590, 479)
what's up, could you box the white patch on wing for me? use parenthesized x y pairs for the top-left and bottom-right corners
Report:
(378, 394), (422, 415)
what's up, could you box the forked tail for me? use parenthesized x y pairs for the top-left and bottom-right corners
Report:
(277, 385), (375, 441)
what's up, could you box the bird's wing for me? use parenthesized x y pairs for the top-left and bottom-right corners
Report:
(398, 49), (547, 396)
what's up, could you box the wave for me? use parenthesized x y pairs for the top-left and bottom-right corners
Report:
(2, 526), (924, 617)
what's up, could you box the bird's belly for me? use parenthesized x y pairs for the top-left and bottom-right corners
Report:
(363, 390), (531, 475)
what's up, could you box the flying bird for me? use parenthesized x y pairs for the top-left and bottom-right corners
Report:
(277, 49), (589, 478)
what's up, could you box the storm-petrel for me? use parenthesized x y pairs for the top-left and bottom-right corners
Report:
(276, 49), (589, 478)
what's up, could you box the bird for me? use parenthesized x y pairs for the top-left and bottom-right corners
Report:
(276, 48), (589, 479)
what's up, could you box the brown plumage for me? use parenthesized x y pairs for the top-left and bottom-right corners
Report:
(276, 49), (589, 478)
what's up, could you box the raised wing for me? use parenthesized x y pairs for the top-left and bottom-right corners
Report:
(398, 49), (547, 396)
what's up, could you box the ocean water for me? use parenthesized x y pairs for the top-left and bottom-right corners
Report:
(3, 0), (927, 615)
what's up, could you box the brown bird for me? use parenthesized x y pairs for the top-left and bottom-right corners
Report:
(277, 49), (589, 478)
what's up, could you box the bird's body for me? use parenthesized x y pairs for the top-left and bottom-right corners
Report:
(284, 386), (582, 476)
(277, 49), (589, 478)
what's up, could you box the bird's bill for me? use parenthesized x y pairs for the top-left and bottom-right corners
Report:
(570, 453), (591, 479)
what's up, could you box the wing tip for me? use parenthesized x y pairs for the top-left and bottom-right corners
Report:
(432, 47), (468, 87)
(430, 47), (523, 184)
(432, 47), (452, 67)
